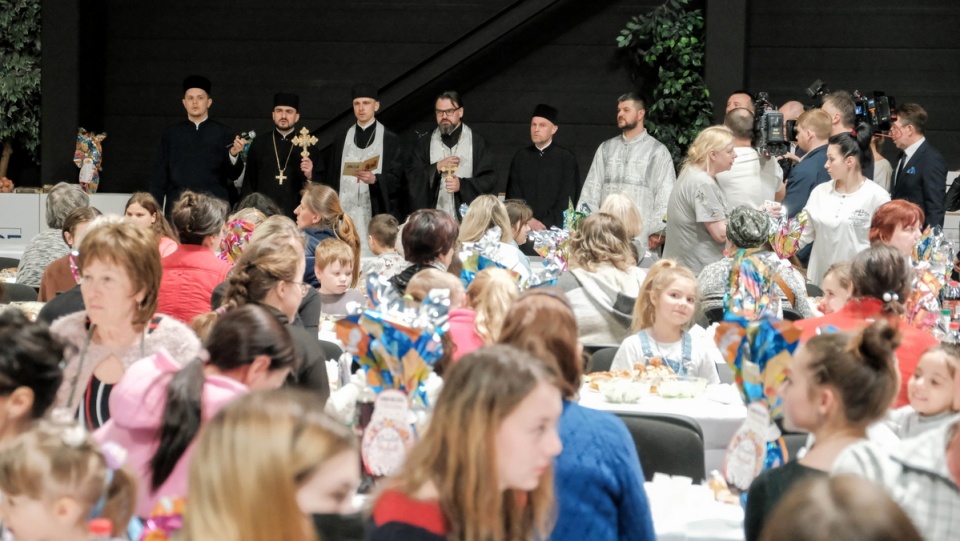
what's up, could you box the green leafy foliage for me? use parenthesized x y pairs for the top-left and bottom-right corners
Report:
(617, 0), (712, 167)
(0, 0), (41, 162)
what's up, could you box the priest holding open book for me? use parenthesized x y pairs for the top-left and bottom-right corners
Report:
(326, 84), (405, 255)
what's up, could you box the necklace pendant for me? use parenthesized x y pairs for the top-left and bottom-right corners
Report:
(276, 171), (287, 185)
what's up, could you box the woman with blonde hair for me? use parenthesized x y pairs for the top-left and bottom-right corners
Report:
(662, 125), (737, 273)
(448, 268), (520, 361)
(557, 212), (647, 346)
(124, 191), (178, 256)
(600, 192), (656, 268)
(295, 183), (361, 288)
(180, 389), (360, 541)
(459, 194), (531, 279)
(369, 345), (563, 541)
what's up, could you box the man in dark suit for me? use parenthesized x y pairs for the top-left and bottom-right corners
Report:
(890, 103), (947, 228)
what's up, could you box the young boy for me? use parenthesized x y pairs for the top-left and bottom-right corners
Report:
(362, 214), (407, 280)
(315, 238), (365, 317)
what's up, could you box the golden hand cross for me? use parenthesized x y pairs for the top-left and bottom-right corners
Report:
(291, 127), (318, 158)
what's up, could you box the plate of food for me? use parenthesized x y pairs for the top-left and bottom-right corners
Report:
(658, 375), (708, 399)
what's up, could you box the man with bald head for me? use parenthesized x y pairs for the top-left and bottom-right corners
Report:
(715, 107), (783, 209)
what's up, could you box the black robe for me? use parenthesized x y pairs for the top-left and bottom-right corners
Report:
(505, 143), (581, 228)
(405, 125), (497, 217)
(150, 118), (244, 215)
(240, 126), (324, 218)
(325, 121), (405, 220)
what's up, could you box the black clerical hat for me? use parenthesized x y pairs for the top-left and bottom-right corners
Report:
(532, 104), (559, 124)
(274, 92), (300, 110)
(182, 75), (212, 95)
(352, 83), (379, 101)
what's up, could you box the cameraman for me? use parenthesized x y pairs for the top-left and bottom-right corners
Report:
(716, 107), (783, 209)
(779, 109), (831, 219)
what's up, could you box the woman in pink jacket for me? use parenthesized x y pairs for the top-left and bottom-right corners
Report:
(95, 304), (298, 518)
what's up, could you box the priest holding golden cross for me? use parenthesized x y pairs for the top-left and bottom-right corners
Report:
(237, 92), (324, 217)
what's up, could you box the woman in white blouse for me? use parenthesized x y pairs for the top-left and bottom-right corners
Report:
(799, 124), (890, 285)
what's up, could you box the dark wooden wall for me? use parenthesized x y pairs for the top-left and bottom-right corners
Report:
(743, 0), (960, 168)
(38, 0), (960, 194)
(40, 0), (659, 194)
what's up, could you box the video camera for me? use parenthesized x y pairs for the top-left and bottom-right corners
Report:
(752, 92), (791, 158)
(853, 90), (897, 134)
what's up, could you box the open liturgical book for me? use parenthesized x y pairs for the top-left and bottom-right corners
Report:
(342, 155), (381, 177)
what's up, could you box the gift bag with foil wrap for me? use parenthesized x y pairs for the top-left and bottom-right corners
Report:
(74, 128), (106, 194)
(460, 226), (562, 290)
(714, 315), (801, 496)
(908, 226), (952, 331)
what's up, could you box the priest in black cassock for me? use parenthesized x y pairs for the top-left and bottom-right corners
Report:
(239, 92), (323, 218)
(505, 104), (581, 229)
(406, 91), (497, 219)
(325, 84), (405, 251)
(150, 75), (244, 216)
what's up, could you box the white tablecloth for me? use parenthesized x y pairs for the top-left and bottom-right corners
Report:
(578, 385), (747, 474)
(646, 481), (744, 541)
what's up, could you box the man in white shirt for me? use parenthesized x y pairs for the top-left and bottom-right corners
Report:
(715, 107), (783, 209)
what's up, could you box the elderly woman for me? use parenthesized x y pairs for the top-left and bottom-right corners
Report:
(662, 126), (737, 274)
(696, 205), (814, 326)
(50, 217), (200, 429)
(38, 207), (102, 302)
(459, 194), (531, 280)
(16, 182), (89, 288)
(557, 212), (647, 346)
(869, 200), (938, 330)
(390, 209), (460, 294)
(156, 190), (232, 323)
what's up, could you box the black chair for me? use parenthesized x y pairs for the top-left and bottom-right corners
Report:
(783, 307), (803, 321)
(0, 257), (19, 269)
(318, 339), (343, 362)
(782, 433), (809, 462)
(805, 282), (823, 297)
(1, 283), (38, 303)
(615, 412), (706, 483)
(586, 346), (618, 373)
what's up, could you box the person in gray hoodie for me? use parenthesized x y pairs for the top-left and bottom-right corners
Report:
(557, 213), (647, 346)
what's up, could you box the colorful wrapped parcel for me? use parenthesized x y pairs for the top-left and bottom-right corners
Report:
(715, 315), (802, 492)
(74, 128), (106, 194)
(335, 274), (449, 407)
(907, 226), (952, 330)
(768, 210), (807, 260)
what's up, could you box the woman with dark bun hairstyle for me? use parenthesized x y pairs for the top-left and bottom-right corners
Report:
(389, 209), (460, 294)
(797, 123), (890, 286)
(745, 319), (902, 541)
(156, 190), (232, 322)
(795, 244), (939, 407)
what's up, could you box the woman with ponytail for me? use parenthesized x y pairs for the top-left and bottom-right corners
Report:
(94, 304), (298, 518)
(157, 190), (232, 322)
(796, 245), (939, 407)
(797, 123), (891, 286)
(744, 319), (901, 541)
(295, 184), (361, 288)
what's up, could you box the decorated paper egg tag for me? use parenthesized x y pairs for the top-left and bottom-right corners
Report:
(361, 390), (414, 477)
(723, 402), (770, 491)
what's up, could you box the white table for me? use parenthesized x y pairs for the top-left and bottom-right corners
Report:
(578, 385), (747, 474)
(646, 481), (744, 541)
(0, 192), (131, 260)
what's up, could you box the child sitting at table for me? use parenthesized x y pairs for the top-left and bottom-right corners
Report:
(610, 259), (720, 384)
(362, 214), (407, 281)
(818, 263), (853, 315)
(885, 343), (959, 438)
(449, 268), (520, 362)
(315, 238), (365, 318)
(744, 319), (901, 541)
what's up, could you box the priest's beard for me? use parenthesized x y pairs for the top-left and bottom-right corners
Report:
(618, 119), (638, 131)
(439, 121), (460, 136)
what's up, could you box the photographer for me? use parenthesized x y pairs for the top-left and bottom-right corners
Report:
(716, 107), (784, 209)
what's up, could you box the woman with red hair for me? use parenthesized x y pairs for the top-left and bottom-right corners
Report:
(869, 200), (924, 257)
(870, 200), (940, 330)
